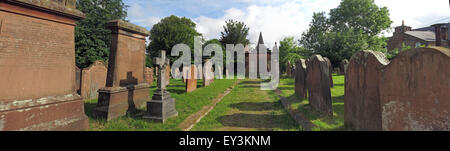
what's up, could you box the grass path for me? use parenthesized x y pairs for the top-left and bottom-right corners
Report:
(191, 79), (302, 131)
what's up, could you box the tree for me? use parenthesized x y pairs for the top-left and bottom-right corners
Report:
(75, 0), (128, 68)
(299, 0), (392, 66)
(147, 15), (202, 66)
(279, 37), (305, 73)
(220, 20), (250, 46)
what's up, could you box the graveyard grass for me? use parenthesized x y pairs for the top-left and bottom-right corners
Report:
(84, 78), (237, 131)
(191, 79), (302, 131)
(277, 74), (349, 131)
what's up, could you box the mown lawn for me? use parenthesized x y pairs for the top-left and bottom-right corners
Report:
(277, 74), (349, 131)
(84, 78), (237, 131)
(191, 79), (302, 131)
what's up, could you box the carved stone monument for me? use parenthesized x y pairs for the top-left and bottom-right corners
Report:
(144, 50), (178, 123)
(0, 0), (88, 130)
(94, 20), (150, 121)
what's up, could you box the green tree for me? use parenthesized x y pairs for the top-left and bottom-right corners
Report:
(300, 0), (392, 65)
(279, 37), (304, 73)
(75, 0), (128, 68)
(147, 15), (202, 65)
(220, 20), (250, 46)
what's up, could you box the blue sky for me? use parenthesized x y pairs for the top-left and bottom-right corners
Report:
(124, 0), (450, 48)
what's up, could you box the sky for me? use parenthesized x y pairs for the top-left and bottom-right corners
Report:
(124, 0), (450, 48)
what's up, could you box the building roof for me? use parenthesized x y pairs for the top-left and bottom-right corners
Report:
(405, 31), (436, 41)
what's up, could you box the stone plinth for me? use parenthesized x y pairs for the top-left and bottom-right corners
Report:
(94, 20), (150, 121)
(0, 0), (88, 130)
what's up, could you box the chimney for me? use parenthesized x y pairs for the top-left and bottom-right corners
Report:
(432, 23), (446, 46)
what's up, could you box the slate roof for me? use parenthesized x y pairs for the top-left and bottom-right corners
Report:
(405, 31), (436, 41)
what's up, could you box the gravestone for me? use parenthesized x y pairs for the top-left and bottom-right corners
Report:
(144, 50), (178, 123)
(379, 47), (450, 130)
(0, 0), (88, 130)
(294, 59), (308, 99)
(81, 60), (107, 99)
(344, 50), (389, 131)
(165, 64), (170, 86)
(203, 59), (214, 87)
(94, 20), (150, 121)
(340, 59), (349, 75)
(182, 65), (190, 83)
(323, 57), (333, 88)
(286, 61), (292, 77)
(144, 67), (154, 86)
(306, 55), (333, 116)
(186, 65), (198, 92)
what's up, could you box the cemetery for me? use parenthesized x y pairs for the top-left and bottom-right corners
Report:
(0, 0), (448, 131)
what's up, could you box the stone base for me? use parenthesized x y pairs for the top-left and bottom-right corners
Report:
(94, 83), (150, 121)
(143, 96), (178, 123)
(0, 94), (89, 131)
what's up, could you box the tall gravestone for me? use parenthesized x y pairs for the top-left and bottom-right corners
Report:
(144, 50), (178, 123)
(94, 20), (150, 121)
(203, 59), (214, 87)
(0, 0), (88, 130)
(144, 67), (154, 86)
(294, 59), (308, 99)
(380, 47), (450, 130)
(306, 55), (333, 116)
(344, 50), (389, 131)
(323, 57), (333, 88)
(81, 60), (108, 99)
(186, 65), (198, 92)
(340, 59), (349, 75)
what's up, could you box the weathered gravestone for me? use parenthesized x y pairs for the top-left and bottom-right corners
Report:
(323, 57), (333, 88)
(94, 20), (150, 121)
(306, 55), (333, 116)
(144, 50), (178, 123)
(0, 0), (88, 130)
(286, 61), (293, 77)
(379, 47), (450, 131)
(203, 59), (214, 87)
(186, 65), (198, 92)
(344, 50), (389, 131)
(340, 59), (349, 75)
(294, 59), (308, 99)
(144, 67), (154, 86)
(81, 60), (107, 99)
(345, 47), (450, 131)
(182, 65), (190, 83)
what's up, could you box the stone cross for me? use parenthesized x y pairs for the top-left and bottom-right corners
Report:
(154, 50), (170, 91)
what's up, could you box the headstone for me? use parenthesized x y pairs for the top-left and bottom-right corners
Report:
(144, 50), (178, 123)
(0, 0), (88, 130)
(165, 64), (170, 86)
(344, 50), (389, 131)
(294, 59), (307, 99)
(379, 47), (450, 131)
(94, 20), (150, 121)
(323, 57), (333, 88)
(186, 65), (198, 92)
(144, 67), (154, 86)
(286, 61), (292, 77)
(203, 59), (214, 87)
(182, 65), (190, 83)
(340, 59), (349, 75)
(306, 55), (333, 116)
(81, 60), (107, 99)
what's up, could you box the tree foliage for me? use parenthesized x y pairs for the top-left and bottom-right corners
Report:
(147, 15), (202, 66)
(299, 0), (392, 66)
(279, 37), (305, 73)
(220, 20), (250, 46)
(75, 0), (128, 68)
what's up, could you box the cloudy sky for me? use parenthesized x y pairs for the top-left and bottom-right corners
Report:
(124, 0), (450, 48)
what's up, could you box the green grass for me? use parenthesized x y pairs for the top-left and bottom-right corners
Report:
(277, 74), (349, 131)
(85, 78), (237, 131)
(191, 79), (302, 131)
